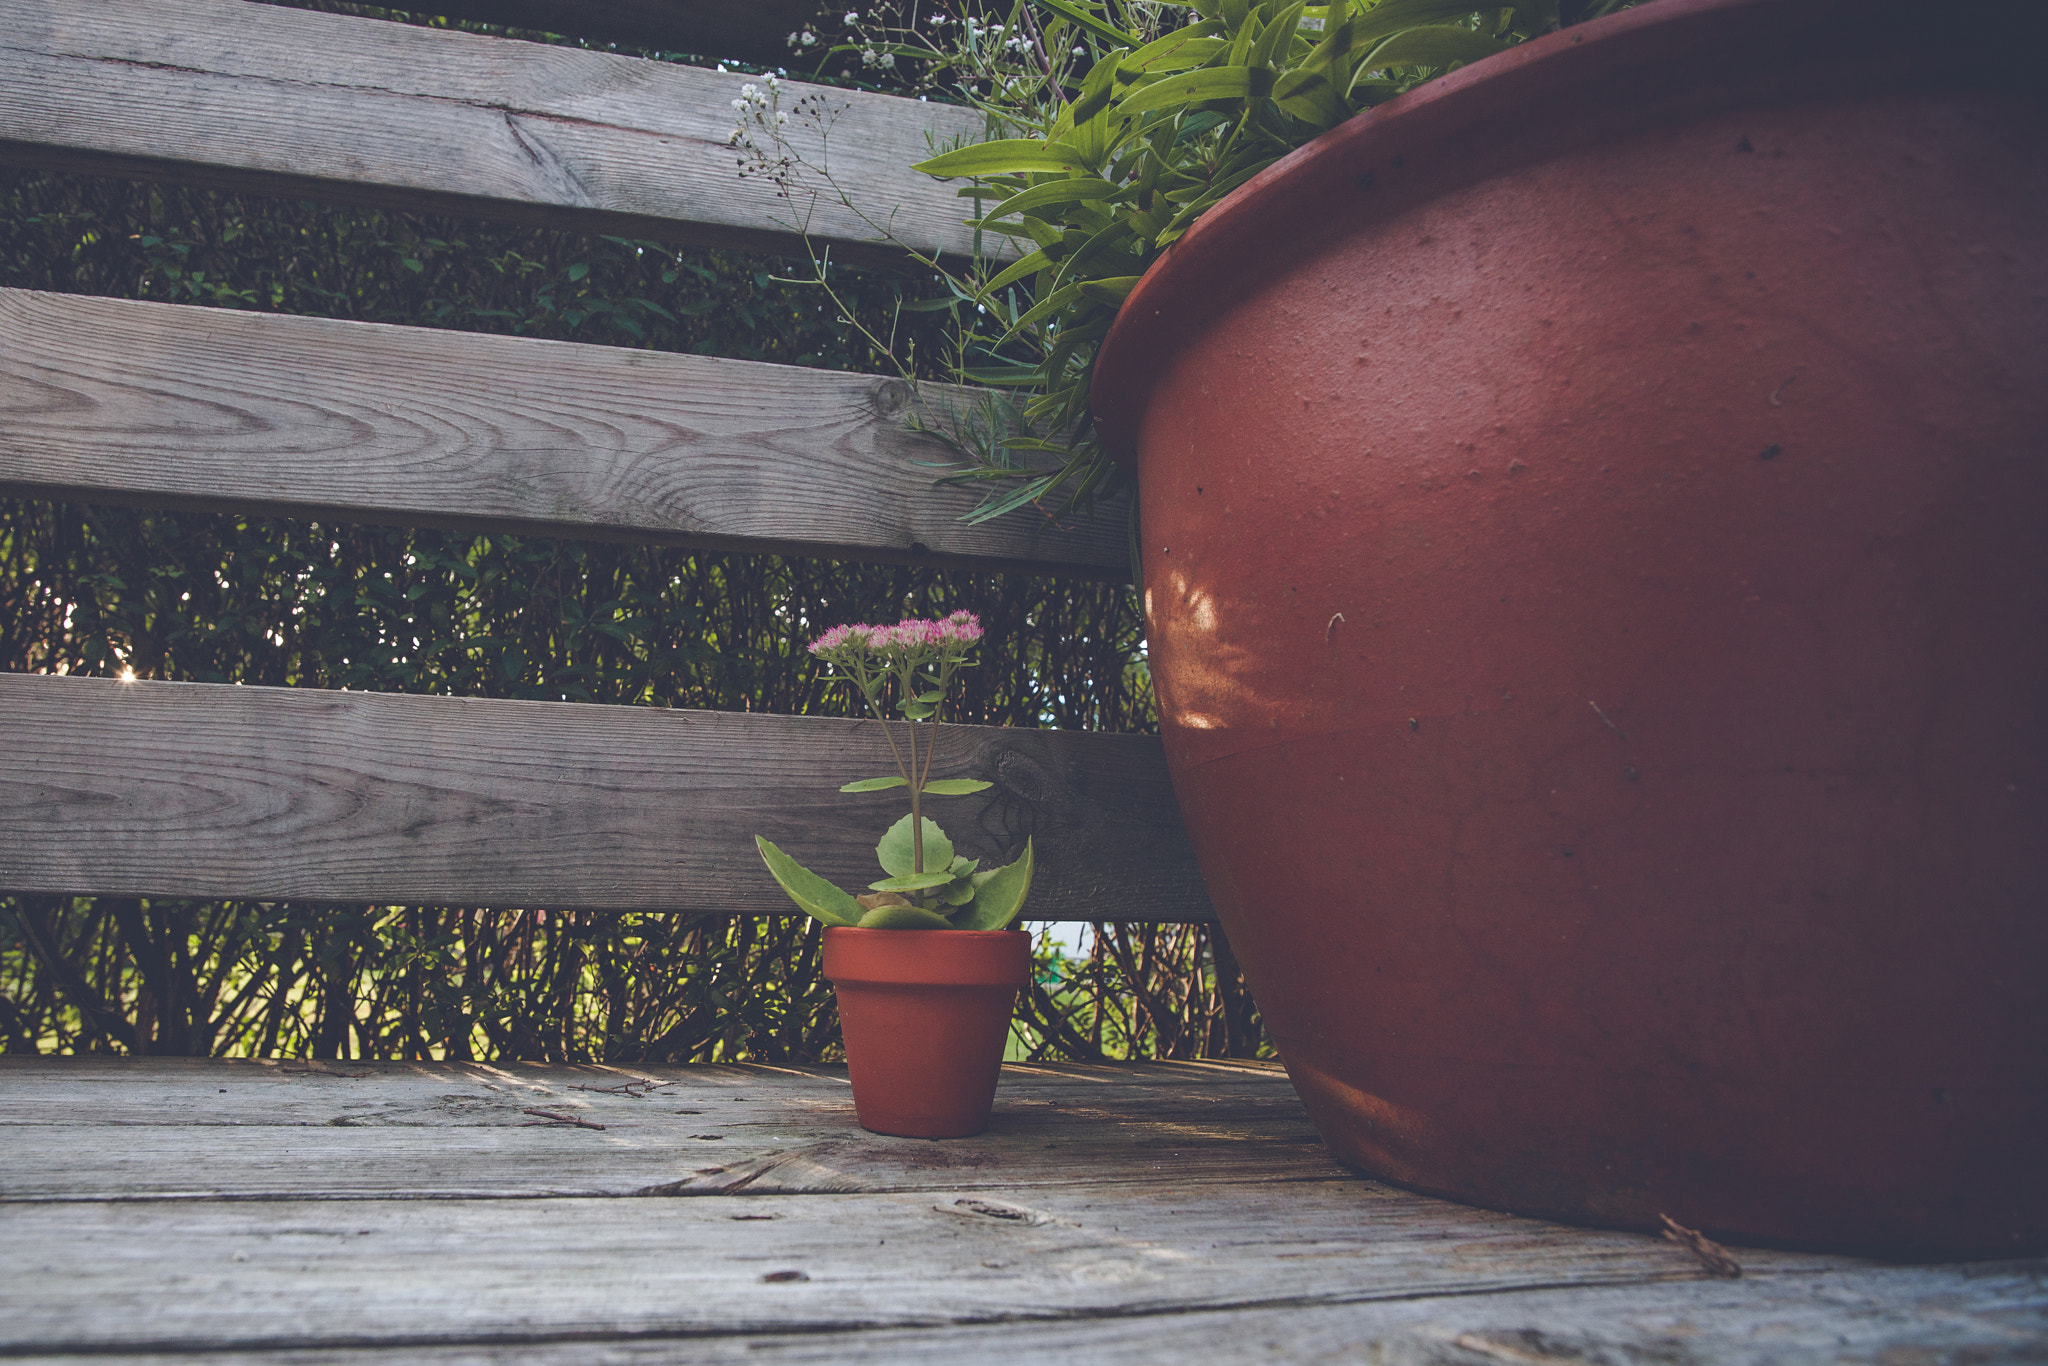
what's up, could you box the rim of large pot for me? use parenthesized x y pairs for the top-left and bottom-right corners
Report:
(1089, 0), (2041, 470)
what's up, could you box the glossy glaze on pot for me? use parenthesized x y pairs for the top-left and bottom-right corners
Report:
(823, 927), (1030, 1138)
(1093, 0), (2047, 1254)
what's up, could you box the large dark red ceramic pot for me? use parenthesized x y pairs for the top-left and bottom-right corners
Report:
(1091, 0), (2046, 1255)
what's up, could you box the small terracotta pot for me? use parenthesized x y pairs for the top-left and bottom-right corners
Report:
(823, 927), (1030, 1138)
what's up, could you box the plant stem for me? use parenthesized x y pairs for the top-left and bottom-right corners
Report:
(906, 712), (923, 873)
(857, 675), (913, 786)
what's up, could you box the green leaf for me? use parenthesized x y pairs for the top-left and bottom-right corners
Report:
(1249, 2), (1307, 71)
(1357, 25), (1507, 76)
(982, 247), (1055, 295)
(973, 177), (1118, 231)
(1117, 29), (1229, 78)
(942, 878), (978, 906)
(1349, 0), (1500, 50)
(947, 855), (980, 877)
(869, 870), (957, 892)
(839, 776), (909, 793)
(1112, 67), (1274, 122)
(754, 836), (862, 927)
(915, 140), (1095, 179)
(1079, 275), (1142, 305)
(899, 701), (936, 720)
(856, 904), (959, 930)
(954, 838), (1035, 931)
(877, 814), (954, 878)
(920, 778), (994, 796)
(1032, 0), (1140, 47)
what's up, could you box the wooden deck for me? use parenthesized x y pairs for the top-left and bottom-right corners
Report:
(3, 1058), (2043, 1362)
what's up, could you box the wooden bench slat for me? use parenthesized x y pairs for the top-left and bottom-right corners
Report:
(0, 0), (992, 265)
(0, 289), (1125, 575)
(0, 672), (1211, 922)
(408, 1), (818, 66)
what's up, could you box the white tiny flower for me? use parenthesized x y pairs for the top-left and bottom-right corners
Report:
(801, 31), (817, 45)
(732, 97), (747, 109)
(844, 11), (859, 24)
(880, 52), (896, 67)
(742, 82), (757, 96)
(787, 31), (798, 43)
(776, 110), (789, 124)
(716, 63), (727, 72)
(1073, 45), (1086, 55)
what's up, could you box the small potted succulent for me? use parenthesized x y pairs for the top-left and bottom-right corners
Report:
(755, 610), (1035, 1138)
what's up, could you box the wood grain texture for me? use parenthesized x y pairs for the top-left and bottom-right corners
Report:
(15, 1271), (2048, 1365)
(5, 1059), (2042, 1363)
(0, 673), (1212, 921)
(396, 0), (820, 66)
(0, 0), (995, 265)
(0, 1058), (1311, 1201)
(0, 290), (1126, 575)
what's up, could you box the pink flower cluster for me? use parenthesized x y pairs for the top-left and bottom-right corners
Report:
(809, 611), (981, 656)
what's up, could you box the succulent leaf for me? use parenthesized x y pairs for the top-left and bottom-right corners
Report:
(953, 838), (1035, 931)
(754, 836), (863, 927)
(877, 814), (954, 877)
(856, 904), (959, 930)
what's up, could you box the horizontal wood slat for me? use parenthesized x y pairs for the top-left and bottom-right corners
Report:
(387, 1), (819, 66)
(0, 0), (993, 265)
(0, 673), (1212, 922)
(0, 289), (1126, 575)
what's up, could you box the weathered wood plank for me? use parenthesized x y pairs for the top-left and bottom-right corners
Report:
(0, 1060), (1304, 1201)
(16, 1266), (2037, 1364)
(0, 0), (992, 265)
(405, 0), (818, 66)
(5, 1058), (2041, 1363)
(0, 1189), (1876, 1356)
(0, 290), (1125, 575)
(0, 673), (1211, 921)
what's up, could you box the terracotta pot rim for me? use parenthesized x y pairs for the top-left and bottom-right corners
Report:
(822, 924), (1031, 990)
(1089, 0), (2036, 468)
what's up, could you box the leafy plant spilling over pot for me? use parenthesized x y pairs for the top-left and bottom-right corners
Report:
(755, 611), (1035, 930)
(753, 0), (1635, 531)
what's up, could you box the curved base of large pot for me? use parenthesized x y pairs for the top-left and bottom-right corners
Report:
(1275, 1040), (2048, 1259)
(1102, 6), (2048, 1261)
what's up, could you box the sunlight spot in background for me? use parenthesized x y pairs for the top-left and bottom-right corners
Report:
(1034, 921), (1093, 959)
(118, 667), (136, 682)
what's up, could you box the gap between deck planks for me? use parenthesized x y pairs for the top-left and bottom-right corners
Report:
(3, 1057), (2044, 1362)
(0, 289), (1127, 576)
(0, 0), (997, 266)
(0, 672), (1212, 921)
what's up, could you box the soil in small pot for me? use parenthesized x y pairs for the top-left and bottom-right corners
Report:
(823, 927), (1031, 1139)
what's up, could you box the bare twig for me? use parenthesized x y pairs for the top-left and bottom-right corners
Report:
(1325, 612), (1345, 643)
(569, 1079), (667, 1099)
(523, 1107), (606, 1131)
(281, 1066), (370, 1078)
(1660, 1213), (1743, 1278)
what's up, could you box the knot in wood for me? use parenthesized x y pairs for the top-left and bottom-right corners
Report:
(870, 378), (913, 417)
